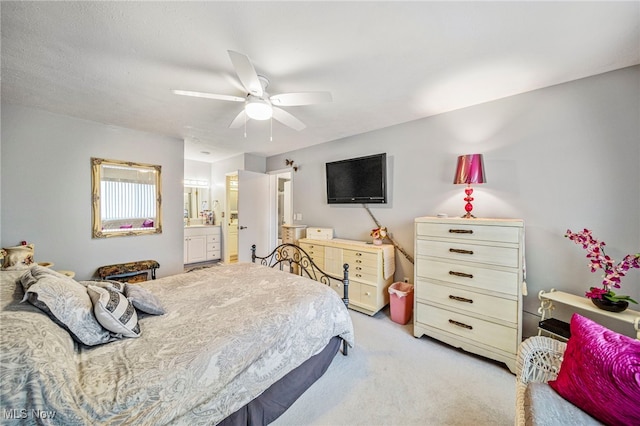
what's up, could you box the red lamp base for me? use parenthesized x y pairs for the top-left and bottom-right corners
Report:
(461, 186), (476, 219)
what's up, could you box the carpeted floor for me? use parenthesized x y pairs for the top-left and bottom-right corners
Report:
(273, 307), (516, 426)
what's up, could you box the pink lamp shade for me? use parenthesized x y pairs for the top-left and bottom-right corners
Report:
(453, 154), (486, 185)
(453, 154), (486, 218)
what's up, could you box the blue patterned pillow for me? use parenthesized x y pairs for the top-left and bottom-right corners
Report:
(87, 285), (140, 338)
(21, 266), (111, 346)
(124, 283), (165, 315)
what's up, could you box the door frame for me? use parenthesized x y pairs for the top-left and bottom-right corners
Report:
(223, 172), (238, 264)
(269, 168), (294, 247)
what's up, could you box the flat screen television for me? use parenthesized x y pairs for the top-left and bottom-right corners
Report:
(326, 153), (387, 204)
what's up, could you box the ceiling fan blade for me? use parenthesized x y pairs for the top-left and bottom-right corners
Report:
(229, 110), (247, 128)
(172, 90), (244, 103)
(270, 91), (332, 106)
(228, 50), (263, 97)
(272, 107), (306, 131)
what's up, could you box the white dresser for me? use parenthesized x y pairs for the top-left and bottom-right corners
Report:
(282, 224), (307, 244)
(184, 225), (222, 264)
(413, 217), (525, 373)
(298, 238), (394, 315)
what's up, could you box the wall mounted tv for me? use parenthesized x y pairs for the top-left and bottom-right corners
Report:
(326, 153), (387, 204)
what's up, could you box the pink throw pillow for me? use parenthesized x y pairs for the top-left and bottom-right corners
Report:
(548, 313), (640, 425)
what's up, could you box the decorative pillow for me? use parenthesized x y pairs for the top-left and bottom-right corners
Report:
(2, 244), (35, 270)
(87, 285), (140, 338)
(124, 283), (165, 315)
(78, 279), (125, 293)
(21, 265), (111, 346)
(549, 313), (640, 425)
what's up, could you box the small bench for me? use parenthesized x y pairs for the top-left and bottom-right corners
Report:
(96, 260), (160, 283)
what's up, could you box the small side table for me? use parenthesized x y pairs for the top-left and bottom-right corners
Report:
(538, 289), (640, 340)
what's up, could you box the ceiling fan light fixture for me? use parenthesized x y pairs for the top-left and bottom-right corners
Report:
(245, 97), (273, 120)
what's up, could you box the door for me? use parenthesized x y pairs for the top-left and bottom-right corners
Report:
(237, 170), (273, 262)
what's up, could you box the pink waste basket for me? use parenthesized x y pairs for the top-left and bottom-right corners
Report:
(388, 282), (414, 325)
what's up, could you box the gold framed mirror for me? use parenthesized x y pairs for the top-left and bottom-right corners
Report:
(92, 158), (162, 238)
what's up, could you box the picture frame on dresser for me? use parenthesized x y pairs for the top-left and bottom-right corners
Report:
(413, 216), (525, 373)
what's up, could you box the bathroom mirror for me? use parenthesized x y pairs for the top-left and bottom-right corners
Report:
(92, 158), (162, 238)
(184, 187), (210, 220)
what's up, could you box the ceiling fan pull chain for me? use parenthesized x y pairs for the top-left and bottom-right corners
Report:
(270, 117), (273, 141)
(244, 114), (247, 138)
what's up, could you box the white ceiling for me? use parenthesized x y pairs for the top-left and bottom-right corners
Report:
(2, 1), (638, 163)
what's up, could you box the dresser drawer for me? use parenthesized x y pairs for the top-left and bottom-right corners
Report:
(328, 277), (344, 295)
(350, 263), (378, 277)
(416, 222), (520, 244)
(416, 280), (517, 324)
(282, 229), (295, 242)
(207, 242), (221, 252)
(416, 259), (517, 296)
(358, 283), (378, 311)
(206, 250), (221, 260)
(416, 303), (518, 354)
(351, 269), (378, 285)
(343, 250), (378, 268)
(416, 239), (518, 268)
(299, 243), (325, 260)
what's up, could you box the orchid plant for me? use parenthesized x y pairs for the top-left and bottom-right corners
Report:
(370, 227), (387, 240)
(565, 228), (640, 304)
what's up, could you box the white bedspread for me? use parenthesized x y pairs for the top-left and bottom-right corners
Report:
(0, 263), (354, 425)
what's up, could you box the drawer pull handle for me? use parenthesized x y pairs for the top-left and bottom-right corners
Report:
(449, 248), (474, 255)
(449, 271), (473, 279)
(449, 295), (473, 303)
(356, 260), (362, 264)
(356, 253), (362, 256)
(356, 274), (362, 278)
(356, 267), (362, 270)
(449, 229), (473, 234)
(449, 319), (473, 330)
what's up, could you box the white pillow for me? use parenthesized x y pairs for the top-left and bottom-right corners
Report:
(87, 285), (140, 338)
(79, 279), (125, 293)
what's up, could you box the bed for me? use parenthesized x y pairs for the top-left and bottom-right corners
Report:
(0, 244), (354, 425)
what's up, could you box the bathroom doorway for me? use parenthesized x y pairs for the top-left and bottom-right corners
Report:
(274, 170), (293, 245)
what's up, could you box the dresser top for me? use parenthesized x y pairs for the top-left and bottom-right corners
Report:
(415, 216), (524, 227)
(298, 237), (393, 251)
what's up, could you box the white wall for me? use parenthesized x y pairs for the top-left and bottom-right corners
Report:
(267, 66), (640, 337)
(1, 105), (185, 280)
(184, 159), (212, 182)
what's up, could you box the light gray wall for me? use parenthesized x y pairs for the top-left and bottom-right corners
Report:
(1, 105), (185, 280)
(184, 159), (212, 182)
(267, 66), (640, 337)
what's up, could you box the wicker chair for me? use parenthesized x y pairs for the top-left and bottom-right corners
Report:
(515, 336), (605, 426)
(515, 336), (566, 425)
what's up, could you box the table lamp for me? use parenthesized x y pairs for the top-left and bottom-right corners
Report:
(453, 154), (486, 218)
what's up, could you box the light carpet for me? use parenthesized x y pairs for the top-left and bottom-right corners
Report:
(273, 307), (516, 426)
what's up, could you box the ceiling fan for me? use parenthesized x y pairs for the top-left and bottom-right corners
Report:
(173, 50), (332, 131)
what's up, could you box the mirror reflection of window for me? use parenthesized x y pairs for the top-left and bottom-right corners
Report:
(101, 165), (157, 223)
(92, 158), (162, 238)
